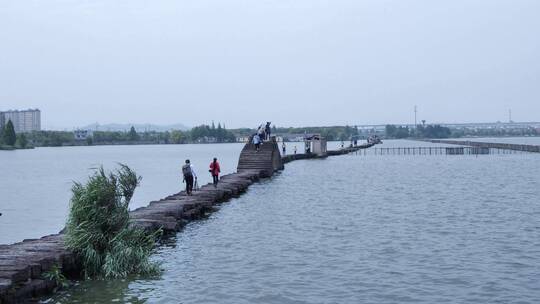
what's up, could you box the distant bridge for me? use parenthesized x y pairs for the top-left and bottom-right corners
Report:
(354, 122), (540, 131)
(429, 140), (540, 153)
(365, 146), (533, 156)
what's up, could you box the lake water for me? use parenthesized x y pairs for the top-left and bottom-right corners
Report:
(0, 141), (342, 244)
(0, 143), (245, 244)
(36, 139), (540, 303)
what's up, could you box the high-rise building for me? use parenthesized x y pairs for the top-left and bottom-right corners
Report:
(0, 109), (41, 133)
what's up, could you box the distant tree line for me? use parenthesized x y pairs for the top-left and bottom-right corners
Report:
(26, 130), (76, 147)
(11, 122), (236, 147)
(3, 120), (538, 149)
(416, 124), (452, 138)
(385, 124), (452, 139)
(385, 125), (411, 139)
(385, 124), (539, 139)
(0, 120), (30, 149)
(190, 122), (236, 143)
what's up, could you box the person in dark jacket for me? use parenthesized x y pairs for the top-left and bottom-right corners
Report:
(182, 159), (197, 195)
(265, 122), (272, 140)
(209, 157), (221, 187)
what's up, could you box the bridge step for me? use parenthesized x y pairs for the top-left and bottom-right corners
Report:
(237, 139), (284, 176)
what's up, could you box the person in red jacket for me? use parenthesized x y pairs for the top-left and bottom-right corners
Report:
(209, 157), (221, 187)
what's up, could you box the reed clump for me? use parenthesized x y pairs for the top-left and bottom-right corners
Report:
(65, 164), (161, 279)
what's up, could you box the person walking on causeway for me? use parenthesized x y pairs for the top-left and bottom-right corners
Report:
(182, 159), (197, 195)
(209, 157), (221, 187)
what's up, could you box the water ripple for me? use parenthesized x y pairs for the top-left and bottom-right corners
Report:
(45, 152), (540, 304)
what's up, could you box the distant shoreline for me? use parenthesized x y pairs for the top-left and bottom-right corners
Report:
(0, 145), (34, 151)
(2, 135), (538, 150)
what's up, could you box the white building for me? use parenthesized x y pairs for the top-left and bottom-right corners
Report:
(236, 136), (250, 143)
(74, 129), (93, 140)
(0, 109), (41, 133)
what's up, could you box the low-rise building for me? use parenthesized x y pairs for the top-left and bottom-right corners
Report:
(74, 129), (93, 140)
(236, 136), (250, 143)
(196, 136), (217, 143)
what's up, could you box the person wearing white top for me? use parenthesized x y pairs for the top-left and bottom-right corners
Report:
(252, 134), (262, 152)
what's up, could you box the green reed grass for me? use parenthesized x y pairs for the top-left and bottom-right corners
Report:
(65, 164), (161, 279)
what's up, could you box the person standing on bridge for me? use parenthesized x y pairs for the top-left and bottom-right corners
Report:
(257, 125), (265, 141)
(209, 157), (221, 188)
(282, 141), (286, 155)
(293, 145), (297, 154)
(265, 122), (272, 141)
(253, 133), (262, 152)
(182, 159), (197, 196)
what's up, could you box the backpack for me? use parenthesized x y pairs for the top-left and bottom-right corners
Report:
(182, 164), (192, 176)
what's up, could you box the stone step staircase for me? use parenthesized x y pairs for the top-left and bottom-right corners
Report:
(237, 138), (284, 177)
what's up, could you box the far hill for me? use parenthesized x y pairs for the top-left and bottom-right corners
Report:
(81, 123), (190, 132)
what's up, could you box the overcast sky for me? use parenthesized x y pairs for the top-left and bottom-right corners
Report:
(0, 0), (539, 129)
